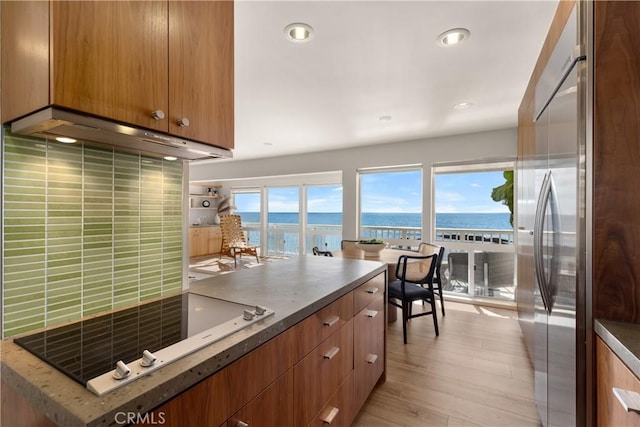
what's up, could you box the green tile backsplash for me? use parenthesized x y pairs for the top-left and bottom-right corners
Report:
(1, 134), (184, 337)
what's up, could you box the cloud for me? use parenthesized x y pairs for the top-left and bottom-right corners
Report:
(470, 183), (481, 188)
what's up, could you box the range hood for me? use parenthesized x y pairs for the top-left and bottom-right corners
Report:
(9, 107), (232, 161)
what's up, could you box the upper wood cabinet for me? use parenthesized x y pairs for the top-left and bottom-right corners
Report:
(1, 0), (234, 150)
(50, 1), (169, 133)
(168, 1), (234, 147)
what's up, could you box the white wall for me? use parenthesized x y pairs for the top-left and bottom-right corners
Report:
(190, 128), (517, 242)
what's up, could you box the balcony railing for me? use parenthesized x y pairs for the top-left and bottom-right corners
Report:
(242, 222), (516, 302)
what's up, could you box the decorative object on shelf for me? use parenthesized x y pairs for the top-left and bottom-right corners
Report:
(202, 200), (211, 208)
(205, 187), (220, 197)
(217, 196), (231, 215)
(213, 212), (221, 225)
(355, 239), (387, 257)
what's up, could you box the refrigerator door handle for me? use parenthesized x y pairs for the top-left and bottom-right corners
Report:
(534, 171), (553, 314)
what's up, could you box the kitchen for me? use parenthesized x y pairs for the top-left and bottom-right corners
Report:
(2, 1), (640, 427)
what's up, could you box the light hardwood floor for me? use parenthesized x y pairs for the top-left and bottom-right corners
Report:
(353, 301), (541, 427)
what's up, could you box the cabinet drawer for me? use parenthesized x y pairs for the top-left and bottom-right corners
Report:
(151, 368), (231, 427)
(293, 292), (353, 361)
(229, 370), (293, 427)
(227, 328), (295, 415)
(353, 296), (385, 412)
(596, 337), (640, 427)
(294, 319), (353, 427)
(353, 272), (385, 314)
(308, 372), (354, 427)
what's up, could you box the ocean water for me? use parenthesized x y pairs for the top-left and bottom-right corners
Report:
(237, 212), (512, 230)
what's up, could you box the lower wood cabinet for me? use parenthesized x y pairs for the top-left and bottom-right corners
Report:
(141, 271), (386, 427)
(353, 292), (385, 411)
(596, 337), (640, 426)
(229, 371), (294, 427)
(308, 372), (354, 427)
(293, 319), (354, 426)
(189, 226), (222, 257)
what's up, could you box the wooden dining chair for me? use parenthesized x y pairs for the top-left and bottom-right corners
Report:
(388, 252), (439, 343)
(418, 243), (446, 316)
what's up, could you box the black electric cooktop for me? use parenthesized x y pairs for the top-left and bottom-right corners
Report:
(14, 293), (255, 386)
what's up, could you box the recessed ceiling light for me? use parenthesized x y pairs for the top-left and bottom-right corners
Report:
(454, 102), (473, 110)
(164, 156), (178, 161)
(436, 28), (470, 47)
(55, 136), (77, 143)
(378, 115), (392, 121)
(284, 23), (314, 42)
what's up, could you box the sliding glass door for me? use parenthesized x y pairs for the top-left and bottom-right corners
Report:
(267, 187), (300, 256)
(306, 185), (342, 253)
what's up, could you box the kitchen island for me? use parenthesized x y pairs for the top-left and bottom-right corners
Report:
(1, 256), (387, 427)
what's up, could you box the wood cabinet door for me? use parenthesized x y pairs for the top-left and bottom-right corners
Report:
(308, 372), (354, 427)
(189, 228), (207, 257)
(207, 227), (222, 254)
(293, 320), (353, 427)
(168, 1), (234, 148)
(0, 1), (50, 123)
(51, 1), (169, 131)
(353, 296), (385, 412)
(229, 371), (294, 427)
(596, 337), (640, 427)
(142, 369), (231, 427)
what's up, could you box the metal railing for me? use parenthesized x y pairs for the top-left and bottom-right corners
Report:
(242, 221), (516, 301)
(247, 223), (514, 254)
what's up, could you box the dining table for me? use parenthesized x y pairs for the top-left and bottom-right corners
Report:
(333, 245), (439, 322)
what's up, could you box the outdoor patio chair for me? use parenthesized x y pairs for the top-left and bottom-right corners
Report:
(219, 214), (259, 268)
(312, 246), (333, 257)
(388, 252), (439, 343)
(418, 243), (446, 316)
(447, 252), (469, 293)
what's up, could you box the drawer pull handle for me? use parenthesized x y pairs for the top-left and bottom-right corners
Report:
(366, 354), (378, 364)
(323, 315), (340, 327)
(320, 406), (340, 424)
(323, 346), (340, 360)
(366, 287), (378, 294)
(365, 310), (378, 318)
(613, 387), (640, 413)
(236, 422), (249, 427)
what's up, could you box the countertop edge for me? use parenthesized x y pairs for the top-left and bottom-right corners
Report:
(594, 319), (640, 378)
(1, 259), (387, 427)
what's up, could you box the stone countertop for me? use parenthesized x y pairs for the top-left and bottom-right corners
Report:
(595, 319), (640, 378)
(1, 256), (386, 427)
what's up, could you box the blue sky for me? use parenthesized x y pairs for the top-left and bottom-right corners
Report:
(234, 170), (510, 214)
(435, 171), (510, 214)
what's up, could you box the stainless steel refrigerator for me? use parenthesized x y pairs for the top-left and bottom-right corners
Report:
(532, 6), (586, 427)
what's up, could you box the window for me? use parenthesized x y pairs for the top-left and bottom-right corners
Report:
(232, 189), (262, 250)
(358, 167), (422, 248)
(432, 161), (515, 302)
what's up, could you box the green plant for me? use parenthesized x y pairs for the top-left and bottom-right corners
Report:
(358, 239), (384, 244)
(491, 170), (514, 227)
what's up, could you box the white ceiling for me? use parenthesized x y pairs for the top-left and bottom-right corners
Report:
(231, 0), (558, 161)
